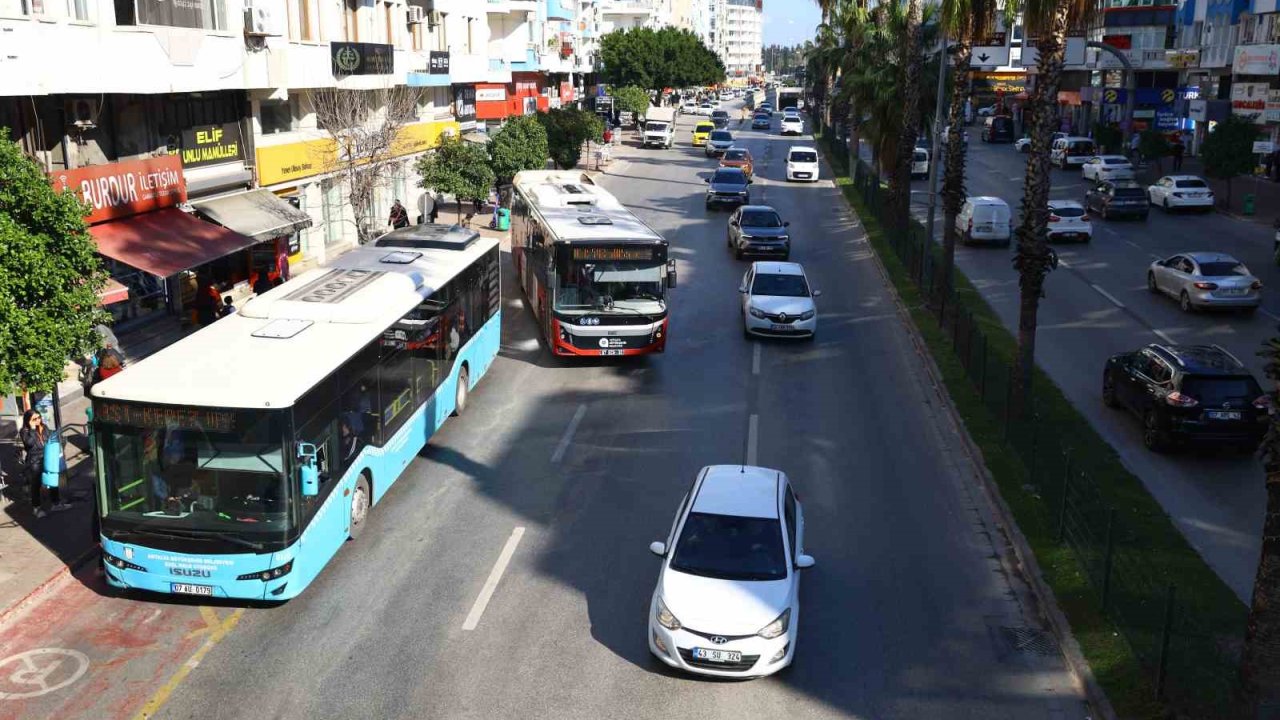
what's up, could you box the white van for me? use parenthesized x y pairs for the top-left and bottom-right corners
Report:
(1050, 136), (1097, 169)
(957, 196), (1013, 246)
(911, 148), (929, 179)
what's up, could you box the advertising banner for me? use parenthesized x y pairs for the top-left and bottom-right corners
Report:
(178, 122), (243, 169)
(429, 51), (450, 74)
(331, 42), (395, 76)
(50, 156), (187, 224)
(1232, 45), (1280, 75)
(454, 85), (477, 131)
(1231, 82), (1269, 124)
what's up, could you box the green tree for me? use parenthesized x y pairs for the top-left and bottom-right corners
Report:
(600, 27), (724, 91)
(1138, 128), (1171, 174)
(612, 86), (653, 118)
(1244, 332), (1280, 716)
(537, 107), (604, 170)
(487, 115), (549, 186)
(1201, 113), (1259, 210)
(0, 133), (108, 394)
(1092, 121), (1122, 154)
(415, 135), (496, 223)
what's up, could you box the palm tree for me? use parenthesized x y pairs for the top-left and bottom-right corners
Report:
(1008, 0), (1094, 414)
(937, 0), (996, 299)
(1243, 335), (1280, 715)
(887, 0), (925, 233)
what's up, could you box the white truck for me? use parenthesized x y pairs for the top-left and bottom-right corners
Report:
(642, 106), (676, 148)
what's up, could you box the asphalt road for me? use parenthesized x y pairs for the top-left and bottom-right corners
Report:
(904, 135), (1278, 602)
(11, 104), (1086, 719)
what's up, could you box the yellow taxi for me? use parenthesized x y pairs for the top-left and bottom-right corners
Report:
(691, 122), (715, 147)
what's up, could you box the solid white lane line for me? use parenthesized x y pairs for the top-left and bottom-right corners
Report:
(1124, 240), (1143, 250)
(1262, 309), (1280, 322)
(1090, 283), (1126, 309)
(462, 527), (526, 631)
(746, 414), (759, 466)
(550, 404), (587, 463)
(752, 343), (761, 376)
(1154, 329), (1176, 344)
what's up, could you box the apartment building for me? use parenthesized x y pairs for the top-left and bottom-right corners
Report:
(709, 0), (761, 79)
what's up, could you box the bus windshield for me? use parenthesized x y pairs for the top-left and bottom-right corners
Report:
(554, 245), (667, 314)
(95, 405), (290, 543)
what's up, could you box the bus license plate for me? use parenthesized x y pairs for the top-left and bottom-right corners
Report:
(600, 349), (625, 356)
(1208, 411), (1241, 420)
(172, 583), (214, 596)
(692, 648), (742, 663)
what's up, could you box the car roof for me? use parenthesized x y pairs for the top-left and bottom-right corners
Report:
(1147, 344), (1250, 376)
(1059, 136), (1093, 142)
(693, 465), (782, 519)
(788, 145), (817, 153)
(694, 122), (714, 129)
(1165, 175), (1205, 182)
(1096, 154), (1129, 160)
(1183, 251), (1241, 265)
(751, 260), (805, 276)
(1048, 199), (1084, 209)
(738, 204), (778, 213)
(713, 167), (747, 177)
(966, 196), (1009, 205)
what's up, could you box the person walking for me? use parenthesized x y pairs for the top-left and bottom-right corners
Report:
(253, 266), (274, 296)
(217, 295), (236, 318)
(1129, 132), (1142, 164)
(388, 199), (410, 229)
(1171, 135), (1185, 172)
(20, 410), (68, 518)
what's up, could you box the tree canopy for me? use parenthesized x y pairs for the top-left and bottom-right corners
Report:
(0, 133), (108, 393)
(536, 108), (604, 170)
(612, 86), (653, 117)
(487, 115), (549, 185)
(599, 27), (725, 91)
(415, 135), (496, 221)
(1201, 114), (1260, 207)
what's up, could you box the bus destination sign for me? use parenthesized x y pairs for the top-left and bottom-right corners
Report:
(94, 401), (237, 433)
(570, 246), (660, 261)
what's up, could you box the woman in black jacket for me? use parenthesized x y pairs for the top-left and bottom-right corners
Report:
(19, 410), (68, 517)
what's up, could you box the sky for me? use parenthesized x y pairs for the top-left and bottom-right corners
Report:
(761, 1), (822, 47)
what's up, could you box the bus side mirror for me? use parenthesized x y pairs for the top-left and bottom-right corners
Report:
(667, 260), (677, 289)
(298, 442), (319, 497)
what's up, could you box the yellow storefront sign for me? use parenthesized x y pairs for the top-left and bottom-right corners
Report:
(255, 120), (461, 187)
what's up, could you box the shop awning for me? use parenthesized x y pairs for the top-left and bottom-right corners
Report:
(97, 278), (129, 305)
(89, 207), (259, 278)
(191, 189), (313, 243)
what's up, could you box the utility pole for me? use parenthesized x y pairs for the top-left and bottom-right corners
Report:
(925, 30), (949, 248)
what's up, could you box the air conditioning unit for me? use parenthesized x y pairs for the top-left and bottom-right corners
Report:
(524, 11), (535, 22)
(244, 1), (281, 36)
(427, 10), (443, 28)
(407, 5), (424, 23)
(66, 98), (99, 128)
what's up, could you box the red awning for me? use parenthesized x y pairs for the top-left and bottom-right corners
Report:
(88, 207), (259, 278)
(98, 278), (129, 305)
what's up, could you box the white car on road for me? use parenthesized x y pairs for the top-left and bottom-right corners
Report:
(1046, 200), (1092, 243)
(1147, 175), (1215, 212)
(1081, 155), (1135, 182)
(648, 464), (814, 678)
(682, 102), (699, 115)
(785, 146), (819, 182)
(780, 115), (804, 136)
(740, 261), (820, 339)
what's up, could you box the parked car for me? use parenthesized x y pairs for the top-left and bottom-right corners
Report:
(1147, 252), (1262, 314)
(691, 122), (715, 147)
(752, 112), (772, 129)
(647, 464), (813, 677)
(727, 205), (790, 259)
(981, 116), (1015, 143)
(1046, 200), (1092, 243)
(785, 146), (819, 182)
(1102, 344), (1267, 452)
(705, 167), (752, 208)
(941, 125), (969, 149)
(1051, 136), (1097, 168)
(740, 262), (820, 339)
(1147, 175), (1214, 212)
(976, 104), (999, 117)
(705, 129), (736, 156)
(1081, 155), (1135, 182)
(1086, 180), (1149, 220)
(956, 196), (1013, 246)
(719, 147), (755, 179)
(1014, 132), (1067, 153)
(911, 148), (929, 180)
(780, 116), (804, 135)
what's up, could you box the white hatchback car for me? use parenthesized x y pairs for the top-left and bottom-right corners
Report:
(780, 115), (804, 136)
(1081, 155), (1135, 182)
(785, 146), (819, 182)
(740, 261), (820, 339)
(1147, 175), (1215, 212)
(648, 464), (813, 678)
(1046, 200), (1092, 243)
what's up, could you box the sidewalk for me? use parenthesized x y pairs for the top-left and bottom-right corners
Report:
(1133, 155), (1280, 227)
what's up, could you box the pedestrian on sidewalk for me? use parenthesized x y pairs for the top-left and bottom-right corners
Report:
(253, 266), (273, 296)
(20, 411), (68, 518)
(388, 199), (410, 229)
(1171, 135), (1184, 172)
(1129, 132), (1141, 164)
(217, 295), (237, 318)
(95, 353), (123, 383)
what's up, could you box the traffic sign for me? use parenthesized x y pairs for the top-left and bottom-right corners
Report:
(971, 46), (1010, 67)
(1019, 37), (1086, 69)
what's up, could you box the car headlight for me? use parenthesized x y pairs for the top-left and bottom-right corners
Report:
(656, 596), (682, 630)
(757, 608), (791, 639)
(749, 307), (767, 319)
(799, 310), (815, 320)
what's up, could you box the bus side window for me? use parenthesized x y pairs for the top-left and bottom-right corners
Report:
(338, 341), (381, 447)
(296, 415), (339, 527)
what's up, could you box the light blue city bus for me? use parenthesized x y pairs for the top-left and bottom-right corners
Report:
(90, 225), (501, 600)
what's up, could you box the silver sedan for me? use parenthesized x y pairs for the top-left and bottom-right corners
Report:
(1147, 252), (1262, 314)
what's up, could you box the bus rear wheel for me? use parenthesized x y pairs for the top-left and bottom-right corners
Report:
(349, 476), (370, 541)
(453, 366), (469, 417)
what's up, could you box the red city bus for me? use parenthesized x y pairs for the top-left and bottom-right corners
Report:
(510, 171), (676, 357)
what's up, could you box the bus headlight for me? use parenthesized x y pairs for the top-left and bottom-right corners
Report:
(104, 552), (146, 572)
(238, 560), (293, 582)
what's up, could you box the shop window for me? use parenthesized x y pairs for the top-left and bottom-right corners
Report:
(67, 0), (90, 21)
(260, 99), (296, 135)
(116, 0), (226, 29)
(0, 0), (34, 17)
(323, 179), (345, 246)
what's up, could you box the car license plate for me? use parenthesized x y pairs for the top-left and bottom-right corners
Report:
(692, 648), (743, 663)
(796, 173), (810, 178)
(172, 583), (214, 596)
(600, 349), (625, 356)
(1218, 287), (1247, 296)
(770, 324), (791, 331)
(1208, 410), (1242, 420)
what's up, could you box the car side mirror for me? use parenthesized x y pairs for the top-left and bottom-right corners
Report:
(649, 541), (667, 557)
(667, 260), (677, 289)
(812, 289), (822, 297)
(704, 178), (711, 183)
(738, 285), (748, 294)
(783, 221), (790, 227)
(795, 554), (816, 569)
(297, 442), (319, 497)
(747, 179), (754, 184)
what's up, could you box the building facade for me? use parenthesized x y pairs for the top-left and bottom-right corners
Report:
(709, 0), (761, 80)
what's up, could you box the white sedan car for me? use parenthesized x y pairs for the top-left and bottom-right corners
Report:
(1147, 175), (1215, 212)
(681, 102), (699, 115)
(648, 464), (814, 678)
(1081, 155), (1135, 182)
(740, 261), (820, 338)
(780, 115), (804, 136)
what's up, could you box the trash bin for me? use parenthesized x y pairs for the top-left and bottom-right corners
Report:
(496, 207), (511, 231)
(1245, 194), (1256, 216)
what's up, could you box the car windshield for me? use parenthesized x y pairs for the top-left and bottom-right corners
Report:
(695, 124), (713, 133)
(1176, 179), (1208, 189)
(790, 151), (817, 163)
(752, 272), (809, 297)
(913, 150), (928, 162)
(723, 150), (748, 160)
(669, 512), (788, 582)
(712, 111), (728, 119)
(1068, 142), (1095, 154)
(1051, 206), (1085, 218)
(646, 122), (668, 131)
(1104, 158), (1130, 165)
(95, 408), (290, 539)
(713, 170), (746, 184)
(1113, 187), (1145, 198)
(710, 131), (733, 141)
(741, 210), (783, 227)
(1198, 261), (1247, 277)
(555, 257), (666, 310)
(1181, 376), (1262, 405)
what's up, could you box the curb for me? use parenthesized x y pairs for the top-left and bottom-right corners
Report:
(0, 545), (99, 630)
(820, 145), (1117, 720)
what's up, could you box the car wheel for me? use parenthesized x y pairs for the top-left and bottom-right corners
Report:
(452, 366), (469, 416)
(781, 252), (790, 262)
(1163, 197), (1170, 211)
(1143, 411), (1167, 453)
(1139, 213), (1149, 221)
(1179, 291), (1194, 313)
(1244, 305), (1259, 316)
(349, 475), (371, 540)
(1147, 272), (1159, 294)
(735, 246), (743, 260)
(1102, 372), (1119, 408)
(1101, 207), (1109, 221)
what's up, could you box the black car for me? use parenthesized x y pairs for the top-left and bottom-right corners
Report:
(712, 116), (729, 129)
(1103, 344), (1267, 452)
(711, 109), (730, 124)
(1086, 180), (1149, 220)
(981, 115), (1015, 143)
(705, 167), (752, 209)
(727, 205), (791, 259)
